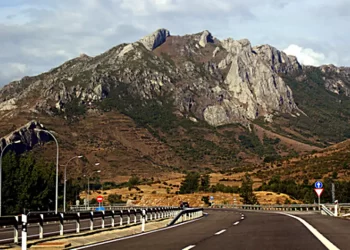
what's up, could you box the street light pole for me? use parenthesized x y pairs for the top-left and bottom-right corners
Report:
(63, 155), (83, 213)
(85, 165), (100, 209)
(35, 128), (59, 214)
(0, 140), (21, 217)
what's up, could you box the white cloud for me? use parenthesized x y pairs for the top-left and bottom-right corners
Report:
(0, 62), (31, 84)
(283, 44), (332, 66)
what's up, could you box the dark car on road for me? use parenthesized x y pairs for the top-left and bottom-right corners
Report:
(180, 201), (190, 209)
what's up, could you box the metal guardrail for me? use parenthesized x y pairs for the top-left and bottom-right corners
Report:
(212, 203), (350, 216)
(321, 204), (334, 216)
(167, 208), (204, 227)
(0, 206), (181, 246)
(69, 205), (158, 212)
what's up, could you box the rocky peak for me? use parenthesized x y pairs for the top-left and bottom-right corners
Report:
(221, 38), (252, 54)
(138, 28), (170, 51)
(253, 44), (302, 74)
(198, 30), (214, 47)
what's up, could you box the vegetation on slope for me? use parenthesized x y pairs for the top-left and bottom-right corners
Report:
(276, 68), (350, 146)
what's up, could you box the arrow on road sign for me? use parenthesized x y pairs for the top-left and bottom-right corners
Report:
(314, 188), (324, 197)
(315, 181), (323, 189)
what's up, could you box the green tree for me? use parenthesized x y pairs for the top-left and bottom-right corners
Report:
(199, 174), (210, 192)
(2, 152), (57, 214)
(239, 173), (258, 204)
(128, 175), (140, 187)
(179, 172), (200, 194)
(108, 194), (123, 204)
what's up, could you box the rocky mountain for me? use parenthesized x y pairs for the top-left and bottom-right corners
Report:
(1, 28), (350, 180)
(0, 28), (302, 126)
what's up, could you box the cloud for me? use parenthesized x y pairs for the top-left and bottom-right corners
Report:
(0, 62), (31, 84)
(0, 0), (348, 86)
(283, 44), (331, 66)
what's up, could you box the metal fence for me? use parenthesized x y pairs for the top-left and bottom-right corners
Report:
(211, 203), (350, 215)
(0, 206), (181, 246)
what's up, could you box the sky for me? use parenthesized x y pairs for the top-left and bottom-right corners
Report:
(0, 0), (349, 86)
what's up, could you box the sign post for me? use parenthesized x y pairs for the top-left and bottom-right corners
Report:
(97, 195), (103, 209)
(314, 181), (324, 210)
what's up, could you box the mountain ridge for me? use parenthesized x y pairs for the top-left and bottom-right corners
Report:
(1, 28), (350, 182)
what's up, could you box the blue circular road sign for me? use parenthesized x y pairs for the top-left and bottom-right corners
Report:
(314, 181), (323, 189)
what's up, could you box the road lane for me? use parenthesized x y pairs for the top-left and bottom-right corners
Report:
(197, 211), (328, 250)
(80, 210), (242, 250)
(296, 213), (350, 250)
(73, 209), (349, 250)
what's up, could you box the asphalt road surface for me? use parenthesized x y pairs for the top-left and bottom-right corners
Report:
(72, 209), (350, 250)
(0, 214), (141, 244)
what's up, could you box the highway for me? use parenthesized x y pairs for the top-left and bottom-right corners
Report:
(0, 214), (141, 244)
(71, 209), (350, 250)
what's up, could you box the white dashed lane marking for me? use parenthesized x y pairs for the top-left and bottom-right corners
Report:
(214, 229), (226, 235)
(182, 245), (196, 250)
(233, 221), (240, 225)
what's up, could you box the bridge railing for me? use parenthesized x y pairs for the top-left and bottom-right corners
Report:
(69, 205), (160, 212)
(211, 203), (350, 215)
(167, 208), (204, 227)
(0, 206), (182, 245)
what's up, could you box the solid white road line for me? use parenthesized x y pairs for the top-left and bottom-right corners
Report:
(280, 213), (340, 250)
(71, 215), (205, 249)
(233, 221), (239, 225)
(182, 245), (196, 250)
(214, 229), (226, 235)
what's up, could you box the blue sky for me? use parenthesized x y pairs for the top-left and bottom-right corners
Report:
(0, 0), (349, 86)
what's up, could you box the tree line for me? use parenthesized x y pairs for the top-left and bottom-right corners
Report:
(1, 151), (85, 215)
(179, 172), (350, 205)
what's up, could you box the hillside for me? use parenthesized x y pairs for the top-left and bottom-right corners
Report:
(1, 28), (350, 186)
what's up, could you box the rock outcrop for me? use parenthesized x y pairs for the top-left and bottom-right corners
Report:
(0, 120), (53, 152)
(199, 30), (214, 48)
(139, 28), (170, 51)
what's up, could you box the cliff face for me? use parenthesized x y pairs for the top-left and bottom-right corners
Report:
(0, 120), (52, 152)
(0, 29), (304, 127)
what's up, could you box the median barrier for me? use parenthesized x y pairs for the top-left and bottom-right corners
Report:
(0, 206), (181, 248)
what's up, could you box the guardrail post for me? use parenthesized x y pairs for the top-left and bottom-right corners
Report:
(76, 212), (80, 233)
(90, 211), (94, 231)
(21, 214), (27, 250)
(111, 211), (115, 227)
(39, 214), (44, 239)
(59, 213), (64, 236)
(141, 209), (146, 232)
(14, 215), (19, 244)
(120, 210), (123, 226)
(127, 210), (130, 224)
(102, 211), (105, 229)
(150, 209), (153, 220)
(134, 209), (137, 224)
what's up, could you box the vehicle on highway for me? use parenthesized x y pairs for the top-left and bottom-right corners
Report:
(180, 201), (190, 209)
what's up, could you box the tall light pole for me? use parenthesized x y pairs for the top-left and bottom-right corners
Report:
(84, 164), (100, 209)
(62, 155), (83, 213)
(34, 128), (59, 214)
(0, 140), (21, 217)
